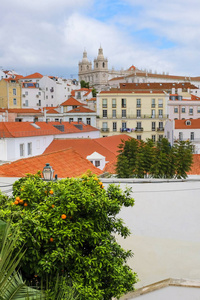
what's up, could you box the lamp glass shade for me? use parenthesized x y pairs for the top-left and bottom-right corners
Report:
(42, 163), (54, 181)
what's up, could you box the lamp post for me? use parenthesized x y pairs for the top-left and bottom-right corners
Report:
(42, 163), (54, 181)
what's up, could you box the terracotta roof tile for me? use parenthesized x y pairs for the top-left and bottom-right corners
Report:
(22, 72), (43, 79)
(187, 154), (200, 175)
(67, 107), (95, 113)
(0, 121), (99, 138)
(0, 148), (102, 178)
(175, 119), (200, 129)
(43, 139), (116, 162)
(60, 97), (84, 106)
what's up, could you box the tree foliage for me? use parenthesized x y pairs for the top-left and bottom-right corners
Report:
(80, 80), (89, 89)
(116, 138), (193, 179)
(0, 173), (137, 300)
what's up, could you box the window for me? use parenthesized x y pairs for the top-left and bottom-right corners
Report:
(137, 135), (141, 140)
(136, 99), (141, 108)
(112, 99), (116, 108)
(158, 109), (163, 118)
(96, 63), (98, 68)
(113, 122), (117, 132)
(197, 106), (200, 113)
(13, 98), (17, 105)
(69, 118), (73, 122)
(121, 98), (126, 108)
(20, 144), (24, 157)
(103, 110), (107, 118)
(189, 107), (193, 115)
(122, 122), (126, 130)
(27, 142), (32, 155)
(159, 122), (163, 130)
(51, 95), (54, 99)
(46, 87), (48, 91)
(38, 100), (41, 106)
(158, 99), (163, 108)
(102, 99), (107, 108)
(151, 99), (156, 108)
(46, 95), (48, 99)
(174, 107), (178, 113)
(25, 91), (28, 95)
(95, 160), (100, 167)
(190, 132), (194, 140)
(112, 110), (116, 118)
(102, 122), (108, 131)
(186, 120), (191, 126)
(78, 118), (82, 122)
(158, 135), (163, 141)
(152, 135), (156, 142)
(25, 100), (28, 107)
(179, 132), (183, 141)
(182, 107), (186, 113)
(122, 110), (126, 118)
(86, 118), (91, 125)
(13, 88), (16, 95)
(77, 92), (81, 99)
(150, 122), (156, 132)
(38, 92), (41, 96)
(137, 122), (142, 129)
(136, 110), (141, 118)
(151, 109), (155, 118)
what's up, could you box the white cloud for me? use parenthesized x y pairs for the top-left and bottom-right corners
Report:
(0, 0), (200, 77)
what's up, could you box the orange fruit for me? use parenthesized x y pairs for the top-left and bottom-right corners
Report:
(19, 199), (24, 204)
(50, 238), (54, 242)
(14, 200), (19, 205)
(52, 204), (55, 208)
(49, 190), (54, 194)
(61, 214), (67, 219)
(24, 203), (28, 207)
(16, 196), (20, 201)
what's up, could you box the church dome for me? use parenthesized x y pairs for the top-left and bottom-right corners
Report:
(82, 49), (89, 64)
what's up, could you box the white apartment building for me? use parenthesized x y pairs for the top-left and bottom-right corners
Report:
(165, 118), (200, 153)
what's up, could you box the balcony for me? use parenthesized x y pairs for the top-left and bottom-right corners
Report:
(135, 127), (143, 131)
(99, 114), (168, 119)
(157, 127), (164, 131)
(101, 128), (110, 132)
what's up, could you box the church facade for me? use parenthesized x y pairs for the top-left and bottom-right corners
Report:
(78, 47), (133, 90)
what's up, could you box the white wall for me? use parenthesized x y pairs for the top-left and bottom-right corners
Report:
(102, 180), (200, 291)
(6, 135), (54, 161)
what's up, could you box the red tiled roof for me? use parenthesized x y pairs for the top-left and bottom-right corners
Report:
(22, 73), (43, 79)
(0, 109), (42, 114)
(43, 139), (116, 162)
(46, 108), (59, 114)
(175, 119), (200, 129)
(0, 121), (99, 138)
(67, 107), (95, 113)
(0, 148), (102, 178)
(100, 90), (165, 94)
(109, 76), (125, 81)
(119, 82), (198, 90)
(60, 97), (84, 106)
(128, 65), (136, 70)
(87, 98), (96, 101)
(95, 134), (132, 155)
(187, 154), (200, 175)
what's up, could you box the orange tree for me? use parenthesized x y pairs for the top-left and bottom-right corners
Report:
(0, 172), (137, 300)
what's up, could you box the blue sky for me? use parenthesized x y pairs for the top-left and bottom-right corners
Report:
(0, 0), (200, 78)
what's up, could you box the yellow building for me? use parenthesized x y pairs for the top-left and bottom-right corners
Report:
(97, 90), (168, 141)
(0, 78), (21, 109)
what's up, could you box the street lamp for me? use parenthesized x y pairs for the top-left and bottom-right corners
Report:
(42, 163), (54, 181)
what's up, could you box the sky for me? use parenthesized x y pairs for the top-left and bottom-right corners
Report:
(1, 0), (200, 79)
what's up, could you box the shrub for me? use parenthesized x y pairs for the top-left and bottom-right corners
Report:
(0, 172), (137, 300)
